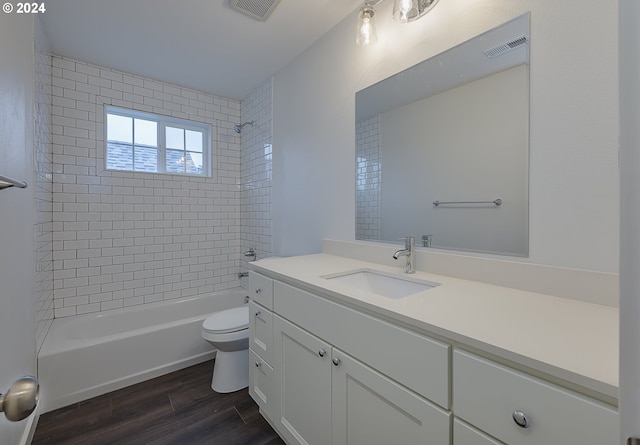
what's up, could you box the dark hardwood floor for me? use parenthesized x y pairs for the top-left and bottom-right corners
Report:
(32, 360), (285, 445)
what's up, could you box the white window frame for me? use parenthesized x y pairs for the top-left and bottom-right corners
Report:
(105, 105), (212, 177)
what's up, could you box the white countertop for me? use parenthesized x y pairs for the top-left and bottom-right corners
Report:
(249, 254), (619, 401)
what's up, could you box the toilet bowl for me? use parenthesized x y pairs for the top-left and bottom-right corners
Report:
(201, 305), (250, 393)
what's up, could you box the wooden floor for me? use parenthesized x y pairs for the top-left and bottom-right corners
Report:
(32, 360), (285, 445)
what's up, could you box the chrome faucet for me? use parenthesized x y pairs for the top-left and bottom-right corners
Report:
(393, 236), (415, 274)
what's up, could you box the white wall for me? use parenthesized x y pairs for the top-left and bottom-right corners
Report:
(273, 0), (619, 273)
(0, 13), (37, 445)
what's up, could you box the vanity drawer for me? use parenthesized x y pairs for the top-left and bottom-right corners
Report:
(453, 350), (617, 445)
(249, 300), (274, 364)
(249, 272), (274, 309)
(454, 418), (504, 445)
(249, 349), (275, 421)
(274, 280), (450, 408)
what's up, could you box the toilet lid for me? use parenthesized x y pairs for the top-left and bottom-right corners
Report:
(203, 306), (249, 334)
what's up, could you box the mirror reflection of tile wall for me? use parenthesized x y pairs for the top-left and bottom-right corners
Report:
(355, 115), (381, 241)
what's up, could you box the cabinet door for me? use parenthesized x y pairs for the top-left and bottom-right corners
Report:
(249, 300), (273, 364)
(332, 349), (451, 445)
(249, 349), (275, 421)
(274, 316), (332, 445)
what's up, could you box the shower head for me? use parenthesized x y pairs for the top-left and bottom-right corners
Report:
(234, 121), (254, 133)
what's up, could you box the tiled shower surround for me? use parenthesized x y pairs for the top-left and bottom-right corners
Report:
(240, 79), (272, 268)
(50, 56), (270, 318)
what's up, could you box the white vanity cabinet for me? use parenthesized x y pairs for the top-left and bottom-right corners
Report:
(452, 350), (618, 445)
(248, 273), (276, 421)
(274, 315), (451, 445)
(273, 281), (451, 409)
(247, 270), (618, 445)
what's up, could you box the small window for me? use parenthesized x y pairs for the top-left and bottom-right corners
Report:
(105, 106), (211, 176)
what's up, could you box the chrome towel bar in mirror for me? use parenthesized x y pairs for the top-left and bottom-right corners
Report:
(433, 198), (502, 207)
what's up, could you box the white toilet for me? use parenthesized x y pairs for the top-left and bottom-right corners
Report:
(201, 305), (250, 393)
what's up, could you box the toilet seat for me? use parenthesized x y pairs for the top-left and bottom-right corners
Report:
(202, 306), (249, 334)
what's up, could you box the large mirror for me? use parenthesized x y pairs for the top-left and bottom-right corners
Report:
(355, 13), (530, 257)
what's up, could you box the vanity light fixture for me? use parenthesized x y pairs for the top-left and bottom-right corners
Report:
(356, 0), (439, 47)
(356, 2), (378, 47)
(392, 0), (439, 23)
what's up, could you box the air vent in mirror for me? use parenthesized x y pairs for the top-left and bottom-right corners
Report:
(483, 35), (529, 58)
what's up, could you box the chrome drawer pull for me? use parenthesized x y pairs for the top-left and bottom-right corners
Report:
(255, 361), (262, 368)
(512, 410), (529, 428)
(255, 288), (261, 294)
(255, 310), (261, 317)
(332, 357), (341, 367)
(318, 349), (327, 358)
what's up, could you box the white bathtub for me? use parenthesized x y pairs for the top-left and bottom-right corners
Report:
(37, 289), (248, 413)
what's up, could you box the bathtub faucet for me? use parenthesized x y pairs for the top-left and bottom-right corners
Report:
(239, 248), (256, 278)
(244, 248), (256, 261)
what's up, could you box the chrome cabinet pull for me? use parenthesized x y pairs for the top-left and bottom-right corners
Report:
(255, 361), (262, 368)
(332, 357), (341, 367)
(512, 410), (529, 428)
(255, 310), (261, 317)
(255, 288), (261, 294)
(318, 349), (327, 358)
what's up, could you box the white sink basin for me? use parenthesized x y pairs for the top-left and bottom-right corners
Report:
(323, 269), (439, 299)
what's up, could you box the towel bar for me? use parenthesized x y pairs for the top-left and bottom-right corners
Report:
(433, 198), (502, 207)
(0, 174), (28, 190)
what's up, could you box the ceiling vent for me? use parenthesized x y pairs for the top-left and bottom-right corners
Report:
(483, 35), (529, 58)
(229, 0), (281, 21)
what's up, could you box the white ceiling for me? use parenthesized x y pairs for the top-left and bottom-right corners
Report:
(41, 0), (363, 100)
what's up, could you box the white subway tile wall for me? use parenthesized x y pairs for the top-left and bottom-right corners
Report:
(355, 115), (381, 240)
(51, 56), (243, 317)
(240, 78), (273, 272)
(34, 16), (54, 349)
